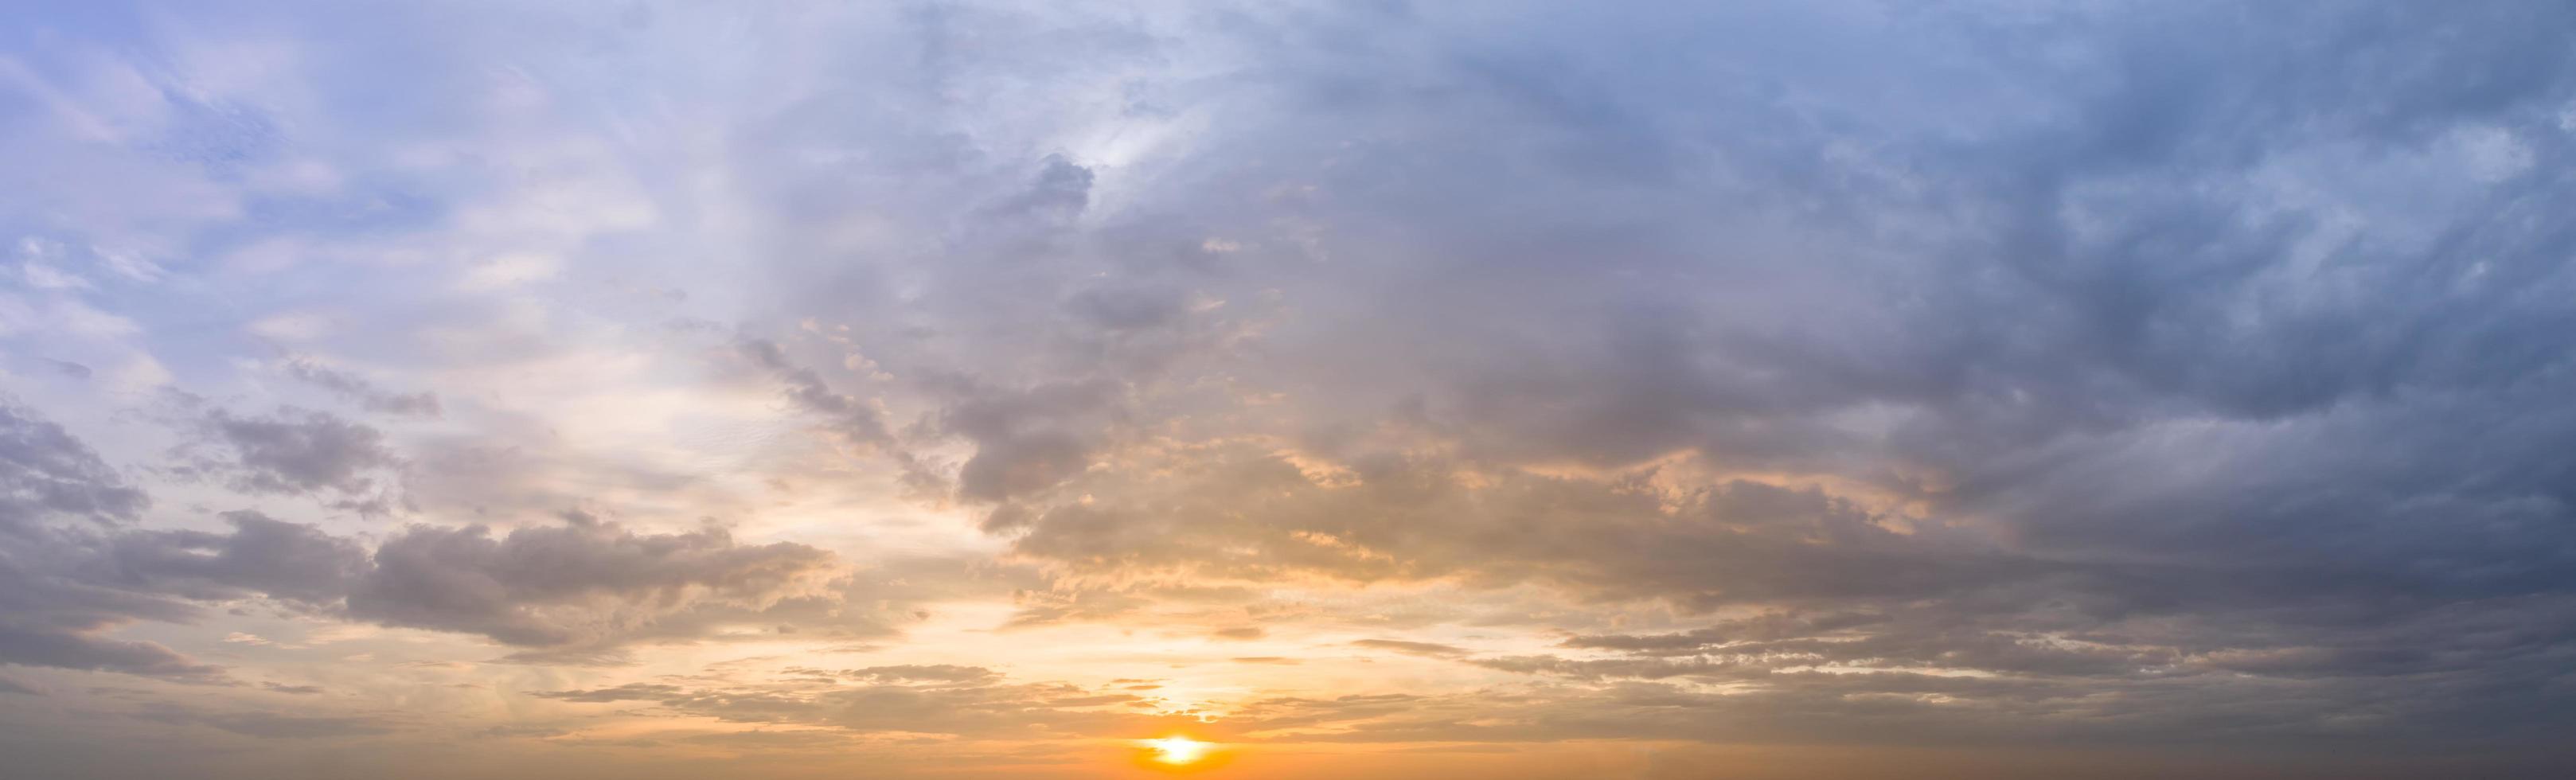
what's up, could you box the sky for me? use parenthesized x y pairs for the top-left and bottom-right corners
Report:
(3, 1), (2575, 778)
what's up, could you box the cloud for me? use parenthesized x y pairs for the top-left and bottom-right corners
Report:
(841, 665), (1002, 684)
(945, 379), (1124, 504)
(529, 682), (681, 704)
(1, 405), (909, 684)
(735, 338), (949, 498)
(0, 505), (367, 684)
(737, 339), (894, 449)
(1349, 639), (1466, 658)
(0, 402), (221, 682)
(2, 0), (2576, 773)
(142, 709), (393, 739)
(344, 512), (845, 652)
(0, 616), (225, 684)
(1461, 655), (1731, 681)
(279, 357), (441, 419)
(1557, 612), (1891, 655)
(536, 667), (1200, 740)
(697, 0), (2576, 754)
(96, 510), (370, 604)
(0, 400), (149, 530)
(178, 405), (400, 505)
(998, 446), (2029, 606)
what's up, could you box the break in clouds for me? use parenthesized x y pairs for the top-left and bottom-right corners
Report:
(3, 2), (2574, 778)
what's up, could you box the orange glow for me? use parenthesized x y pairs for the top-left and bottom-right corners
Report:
(1142, 735), (1212, 764)
(1130, 735), (1234, 772)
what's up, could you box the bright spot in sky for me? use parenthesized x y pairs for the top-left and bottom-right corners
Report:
(1140, 736), (1212, 765)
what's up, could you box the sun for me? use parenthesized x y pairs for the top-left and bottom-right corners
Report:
(1140, 735), (1212, 765)
(1126, 733), (1232, 772)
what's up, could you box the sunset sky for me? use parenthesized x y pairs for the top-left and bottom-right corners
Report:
(5, 2), (2576, 778)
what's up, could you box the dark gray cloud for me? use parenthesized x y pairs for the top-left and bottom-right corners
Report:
(94, 510), (369, 604)
(0, 505), (367, 684)
(178, 406), (400, 505)
(0, 403), (219, 682)
(345, 512), (849, 653)
(0, 614), (224, 684)
(0, 401), (148, 532)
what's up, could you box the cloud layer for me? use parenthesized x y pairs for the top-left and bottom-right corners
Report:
(3, 1), (2575, 778)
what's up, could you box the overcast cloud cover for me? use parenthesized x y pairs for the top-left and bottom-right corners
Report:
(4, 1), (2575, 778)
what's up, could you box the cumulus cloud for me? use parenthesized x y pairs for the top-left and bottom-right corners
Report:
(93, 510), (370, 604)
(0, 501), (369, 684)
(175, 405), (400, 508)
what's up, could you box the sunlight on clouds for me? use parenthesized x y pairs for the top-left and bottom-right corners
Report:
(2, 1), (2575, 778)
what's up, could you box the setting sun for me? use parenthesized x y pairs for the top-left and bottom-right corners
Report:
(1140, 736), (1212, 765)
